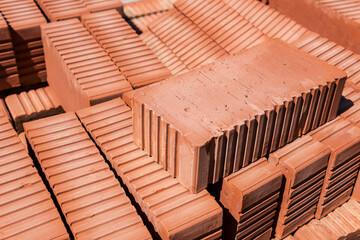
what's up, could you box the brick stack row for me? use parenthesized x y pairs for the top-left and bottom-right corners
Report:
(130, 39), (346, 193)
(24, 113), (152, 240)
(0, 0), (47, 89)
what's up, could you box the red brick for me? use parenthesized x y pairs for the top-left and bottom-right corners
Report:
(269, 0), (360, 55)
(24, 113), (151, 240)
(124, 0), (174, 18)
(0, 96), (69, 240)
(309, 118), (360, 218)
(83, 0), (123, 14)
(81, 10), (172, 88)
(35, 0), (89, 21)
(76, 98), (223, 240)
(131, 12), (167, 32)
(5, 86), (64, 132)
(132, 39), (345, 193)
(41, 19), (132, 111)
(269, 135), (330, 238)
(175, 0), (267, 54)
(220, 159), (283, 240)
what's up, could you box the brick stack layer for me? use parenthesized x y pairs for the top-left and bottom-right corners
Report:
(5, 86), (64, 132)
(309, 118), (360, 219)
(35, 0), (122, 22)
(0, 0), (47, 87)
(131, 39), (346, 193)
(269, 135), (330, 239)
(269, 0), (360, 55)
(24, 113), (151, 240)
(81, 10), (172, 88)
(139, 30), (188, 76)
(41, 19), (132, 111)
(147, 8), (229, 69)
(293, 199), (360, 240)
(0, 98), (69, 240)
(76, 98), (223, 240)
(174, 0), (268, 55)
(0, 13), (18, 90)
(220, 159), (283, 240)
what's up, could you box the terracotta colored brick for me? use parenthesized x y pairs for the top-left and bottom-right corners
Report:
(76, 98), (223, 240)
(41, 19), (132, 111)
(269, 0), (360, 55)
(140, 30), (188, 76)
(0, 0), (47, 86)
(131, 12), (167, 32)
(83, 0), (123, 14)
(5, 86), (64, 132)
(224, 0), (311, 44)
(175, 0), (267, 54)
(35, 0), (89, 21)
(0, 97), (69, 240)
(291, 32), (360, 90)
(309, 118), (360, 218)
(24, 113), (151, 240)
(269, 135), (330, 238)
(220, 159), (283, 239)
(148, 8), (228, 69)
(293, 199), (360, 240)
(124, 0), (174, 18)
(132, 39), (346, 193)
(81, 10), (172, 88)
(0, 14), (19, 90)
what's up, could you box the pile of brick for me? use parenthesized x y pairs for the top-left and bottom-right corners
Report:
(35, 0), (123, 21)
(1, 0), (360, 240)
(0, 0), (47, 90)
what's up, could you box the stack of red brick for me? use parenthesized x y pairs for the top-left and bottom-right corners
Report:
(0, 0), (47, 90)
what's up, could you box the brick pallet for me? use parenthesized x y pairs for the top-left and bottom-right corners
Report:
(0, 100), (69, 240)
(41, 19), (132, 111)
(24, 113), (151, 240)
(309, 118), (360, 219)
(220, 159), (283, 240)
(81, 10), (172, 88)
(269, 0), (360, 55)
(76, 98), (223, 240)
(269, 135), (330, 239)
(5, 86), (64, 132)
(131, 39), (346, 193)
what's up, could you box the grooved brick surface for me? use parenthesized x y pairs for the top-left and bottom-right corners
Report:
(5, 86), (64, 132)
(131, 12), (167, 33)
(124, 0), (173, 18)
(293, 199), (360, 240)
(309, 118), (360, 218)
(0, 97), (69, 240)
(41, 19), (132, 111)
(174, 0), (268, 55)
(81, 10), (172, 88)
(269, 0), (360, 55)
(220, 159), (283, 240)
(76, 98), (223, 240)
(24, 113), (151, 240)
(269, 135), (330, 238)
(131, 39), (346, 193)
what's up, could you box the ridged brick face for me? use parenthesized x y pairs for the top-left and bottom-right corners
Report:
(24, 113), (151, 240)
(76, 98), (223, 240)
(131, 39), (346, 193)
(41, 19), (132, 111)
(0, 98), (69, 240)
(269, 135), (331, 239)
(81, 10), (172, 88)
(220, 159), (283, 240)
(309, 118), (360, 219)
